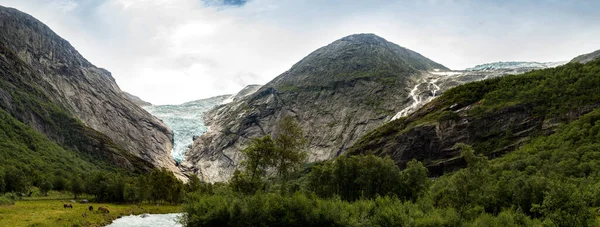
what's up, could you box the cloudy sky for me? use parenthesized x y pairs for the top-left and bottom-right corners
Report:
(1, 0), (600, 104)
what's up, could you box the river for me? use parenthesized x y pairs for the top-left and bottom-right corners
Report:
(106, 213), (184, 227)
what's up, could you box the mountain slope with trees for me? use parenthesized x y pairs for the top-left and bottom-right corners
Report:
(348, 59), (600, 175)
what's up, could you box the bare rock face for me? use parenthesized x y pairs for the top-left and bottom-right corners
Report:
(0, 6), (180, 176)
(124, 92), (153, 107)
(571, 49), (600, 64)
(182, 34), (448, 182)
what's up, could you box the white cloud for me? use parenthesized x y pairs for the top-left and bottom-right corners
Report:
(1, 0), (600, 104)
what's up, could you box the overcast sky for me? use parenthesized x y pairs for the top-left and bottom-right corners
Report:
(1, 0), (600, 104)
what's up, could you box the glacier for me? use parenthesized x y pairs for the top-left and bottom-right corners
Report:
(466, 61), (566, 71)
(143, 95), (232, 163)
(143, 85), (262, 163)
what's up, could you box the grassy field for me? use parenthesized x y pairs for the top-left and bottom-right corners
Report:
(0, 194), (182, 227)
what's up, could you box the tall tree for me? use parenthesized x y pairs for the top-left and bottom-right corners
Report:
(273, 116), (308, 182)
(70, 175), (84, 199)
(241, 135), (277, 181)
(39, 179), (52, 196)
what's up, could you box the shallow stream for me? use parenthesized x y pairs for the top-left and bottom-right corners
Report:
(106, 213), (184, 227)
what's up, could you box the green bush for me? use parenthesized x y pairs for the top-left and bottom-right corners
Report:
(0, 194), (14, 206)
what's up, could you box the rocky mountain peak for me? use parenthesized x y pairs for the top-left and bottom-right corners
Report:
(338, 33), (389, 44)
(267, 33), (447, 91)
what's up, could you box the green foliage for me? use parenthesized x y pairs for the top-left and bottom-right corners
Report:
(230, 169), (266, 195)
(148, 168), (184, 204)
(183, 191), (534, 227)
(69, 175), (84, 199)
(240, 135), (277, 182)
(0, 194), (14, 206)
(0, 172), (5, 193)
(306, 155), (429, 202)
(233, 116), (308, 194)
(540, 181), (594, 226)
(273, 116), (308, 181)
(3, 167), (28, 194)
(83, 168), (184, 204)
(38, 179), (52, 196)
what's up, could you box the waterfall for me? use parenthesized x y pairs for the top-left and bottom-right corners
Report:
(391, 76), (442, 121)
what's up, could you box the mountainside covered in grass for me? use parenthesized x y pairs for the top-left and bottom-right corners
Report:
(183, 34), (449, 182)
(348, 59), (600, 175)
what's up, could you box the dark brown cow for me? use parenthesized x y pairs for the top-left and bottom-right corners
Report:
(88, 206), (93, 211)
(98, 206), (110, 213)
(63, 204), (73, 208)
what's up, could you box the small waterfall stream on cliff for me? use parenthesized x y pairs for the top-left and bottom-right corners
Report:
(391, 76), (442, 121)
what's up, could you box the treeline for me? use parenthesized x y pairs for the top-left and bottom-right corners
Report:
(0, 105), (192, 204)
(183, 109), (600, 225)
(0, 165), (190, 205)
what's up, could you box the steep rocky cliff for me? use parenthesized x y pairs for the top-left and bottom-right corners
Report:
(348, 60), (600, 176)
(183, 34), (448, 182)
(0, 6), (179, 175)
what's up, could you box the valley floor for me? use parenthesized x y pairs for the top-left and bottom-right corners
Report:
(0, 197), (181, 227)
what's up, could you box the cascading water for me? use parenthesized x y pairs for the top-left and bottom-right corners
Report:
(391, 76), (443, 121)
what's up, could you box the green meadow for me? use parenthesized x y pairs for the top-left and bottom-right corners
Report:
(0, 192), (181, 227)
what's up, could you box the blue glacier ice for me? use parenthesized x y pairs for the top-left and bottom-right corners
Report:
(465, 61), (565, 71)
(143, 95), (232, 163)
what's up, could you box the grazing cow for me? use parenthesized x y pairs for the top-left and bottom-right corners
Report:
(88, 206), (93, 211)
(63, 204), (73, 208)
(98, 206), (110, 213)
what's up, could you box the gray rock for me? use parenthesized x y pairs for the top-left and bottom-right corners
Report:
(570, 49), (600, 64)
(123, 92), (153, 107)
